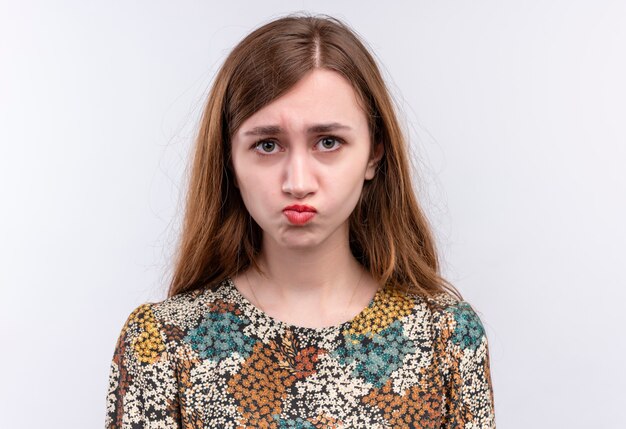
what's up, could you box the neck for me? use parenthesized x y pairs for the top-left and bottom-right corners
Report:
(255, 226), (364, 302)
(237, 222), (381, 323)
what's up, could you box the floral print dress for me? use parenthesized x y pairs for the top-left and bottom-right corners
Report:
(105, 277), (495, 428)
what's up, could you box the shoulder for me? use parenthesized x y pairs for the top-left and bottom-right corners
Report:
(106, 283), (226, 428)
(402, 290), (488, 350)
(422, 292), (489, 356)
(115, 279), (229, 357)
(150, 280), (226, 328)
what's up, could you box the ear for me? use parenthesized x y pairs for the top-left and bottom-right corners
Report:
(365, 142), (384, 180)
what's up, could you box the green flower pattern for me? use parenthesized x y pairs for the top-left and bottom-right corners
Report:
(332, 319), (416, 388)
(447, 301), (486, 351)
(183, 311), (256, 361)
(274, 415), (315, 428)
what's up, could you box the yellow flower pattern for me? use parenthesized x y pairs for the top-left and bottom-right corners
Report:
(125, 304), (166, 364)
(344, 286), (415, 338)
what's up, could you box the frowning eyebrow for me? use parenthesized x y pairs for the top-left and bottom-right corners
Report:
(243, 122), (352, 136)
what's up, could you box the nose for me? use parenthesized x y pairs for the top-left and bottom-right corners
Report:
(281, 148), (317, 198)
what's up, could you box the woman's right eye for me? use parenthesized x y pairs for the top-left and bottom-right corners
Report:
(252, 140), (279, 156)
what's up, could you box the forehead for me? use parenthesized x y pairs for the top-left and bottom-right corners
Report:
(234, 69), (368, 137)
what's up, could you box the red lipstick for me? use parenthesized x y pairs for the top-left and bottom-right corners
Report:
(283, 204), (317, 225)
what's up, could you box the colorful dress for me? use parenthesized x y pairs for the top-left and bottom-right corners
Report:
(105, 277), (495, 428)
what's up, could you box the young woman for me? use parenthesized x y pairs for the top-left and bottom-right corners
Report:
(106, 14), (496, 428)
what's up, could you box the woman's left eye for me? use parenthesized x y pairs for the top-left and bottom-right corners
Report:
(317, 136), (343, 151)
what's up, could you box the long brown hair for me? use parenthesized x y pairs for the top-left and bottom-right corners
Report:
(167, 13), (462, 304)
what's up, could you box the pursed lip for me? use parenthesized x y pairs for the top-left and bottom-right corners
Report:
(283, 204), (317, 213)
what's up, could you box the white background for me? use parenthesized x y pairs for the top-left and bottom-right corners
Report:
(1, 1), (625, 427)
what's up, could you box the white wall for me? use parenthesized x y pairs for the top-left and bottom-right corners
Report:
(1, 1), (624, 427)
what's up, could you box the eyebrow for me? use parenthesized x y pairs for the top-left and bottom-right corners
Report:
(243, 122), (352, 136)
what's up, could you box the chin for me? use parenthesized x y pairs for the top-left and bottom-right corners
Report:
(262, 228), (324, 250)
(279, 233), (322, 249)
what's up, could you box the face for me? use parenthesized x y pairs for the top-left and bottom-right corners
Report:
(230, 68), (383, 250)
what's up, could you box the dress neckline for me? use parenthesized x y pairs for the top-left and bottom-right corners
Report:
(224, 276), (384, 335)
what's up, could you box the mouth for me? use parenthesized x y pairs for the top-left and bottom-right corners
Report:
(282, 205), (317, 225)
(283, 204), (317, 213)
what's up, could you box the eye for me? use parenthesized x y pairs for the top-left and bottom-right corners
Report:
(317, 136), (343, 152)
(251, 140), (281, 156)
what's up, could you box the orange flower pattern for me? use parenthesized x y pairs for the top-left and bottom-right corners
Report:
(106, 277), (495, 428)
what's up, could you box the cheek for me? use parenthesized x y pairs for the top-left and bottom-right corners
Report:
(236, 171), (277, 215)
(323, 168), (367, 211)
(236, 174), (260, 204)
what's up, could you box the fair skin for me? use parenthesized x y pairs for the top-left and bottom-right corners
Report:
(229, 68), (384, 329)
